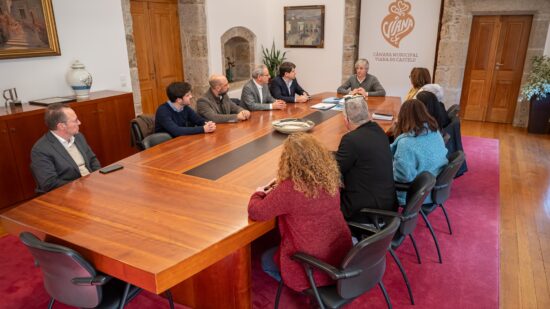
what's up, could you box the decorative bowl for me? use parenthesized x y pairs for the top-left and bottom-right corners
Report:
(272, 118), (315, 134)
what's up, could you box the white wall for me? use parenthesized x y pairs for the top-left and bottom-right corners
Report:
(205, 0), (345, 97)
(0, 0), (131, 103)
(359, 0), (441, 99)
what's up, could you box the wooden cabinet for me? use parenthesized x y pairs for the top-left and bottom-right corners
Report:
(0, 91), (137, 210)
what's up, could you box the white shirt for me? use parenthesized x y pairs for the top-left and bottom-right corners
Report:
(50, 131), (75, 149)
(253, 79), (273, 109)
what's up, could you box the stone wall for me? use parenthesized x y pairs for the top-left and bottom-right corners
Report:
(341, 0), (361, 83)
(436, 0), (550, 126)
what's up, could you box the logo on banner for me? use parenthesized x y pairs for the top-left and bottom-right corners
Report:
(381, 0), (415, 48)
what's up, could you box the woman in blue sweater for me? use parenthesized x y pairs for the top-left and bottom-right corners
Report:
(155, 82), (216, 137)
(391, 99), (448, 204)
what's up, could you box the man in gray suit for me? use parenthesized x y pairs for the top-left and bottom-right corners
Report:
(241, 64), (286, 111)
(197, 74), (251, 123)
(30, 103), (100, 193)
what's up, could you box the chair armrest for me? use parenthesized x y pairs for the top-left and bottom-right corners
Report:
(359, 208), (400, 218)
(292, 252), (361, 280)
(72, 275), (112, 286)
(347, 221), (378, 235)
(395, 182), (411, 191)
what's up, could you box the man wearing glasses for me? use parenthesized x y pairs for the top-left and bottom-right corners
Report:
(241, 64), (286, 111)
(30, 103), (101, 193)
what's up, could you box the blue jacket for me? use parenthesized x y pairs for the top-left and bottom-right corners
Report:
(391, 129), (448, 205)
(154, 102), (205, 137)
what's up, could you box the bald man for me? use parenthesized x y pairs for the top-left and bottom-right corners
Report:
(197, 74), (250, 123)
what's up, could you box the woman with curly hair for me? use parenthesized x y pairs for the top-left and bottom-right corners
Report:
(248, 132), (352, 292)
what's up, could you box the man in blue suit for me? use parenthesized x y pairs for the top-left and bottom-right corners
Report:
(30, 103), (101, 193)
(269, 62), (309, 103)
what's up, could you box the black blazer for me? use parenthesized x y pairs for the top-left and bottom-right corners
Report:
(335, 122), (396, 221)
(30, 131), (101, 194)
(269, 76), (307, 103)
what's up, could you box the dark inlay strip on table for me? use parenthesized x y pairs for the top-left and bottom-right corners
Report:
(184, 110), (340, 180)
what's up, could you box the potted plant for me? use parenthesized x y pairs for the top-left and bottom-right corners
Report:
(261, 41), (286, 79)
(521, 55), (550, 134)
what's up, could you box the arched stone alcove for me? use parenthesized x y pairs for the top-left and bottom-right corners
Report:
(221, 26), (256, 85)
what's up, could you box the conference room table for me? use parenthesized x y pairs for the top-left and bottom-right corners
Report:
(1, 92), (401, 308)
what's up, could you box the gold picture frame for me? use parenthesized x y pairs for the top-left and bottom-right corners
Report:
(284, 5), (325, 48)
(0, 0), (60, 59)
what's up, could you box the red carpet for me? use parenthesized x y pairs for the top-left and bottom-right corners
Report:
(0, 136), (498, 308)
(251, 136), (500, 308)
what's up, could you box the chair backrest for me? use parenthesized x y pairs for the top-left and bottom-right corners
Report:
(447, 104), (460, 119)
(142, 132), (172, 149)
(19, 232), (102, 308)
(432, 150), (465, 204)
(337, 217), (400, 299)
(130, 114), (156, 150)
(400, 172), (437, 236)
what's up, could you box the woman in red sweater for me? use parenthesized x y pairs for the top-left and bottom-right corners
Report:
(248, 133), (352, 292)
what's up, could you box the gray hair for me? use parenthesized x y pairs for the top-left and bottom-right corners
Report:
(354, 58), (369, 69)
(251, 64), (267, 79)
(416, 83), (444, 102)
(343, 96), (370, 126)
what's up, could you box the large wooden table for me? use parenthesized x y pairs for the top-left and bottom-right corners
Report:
(1, 92), (400, 308)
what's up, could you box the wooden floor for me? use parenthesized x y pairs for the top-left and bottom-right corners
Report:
(1, 119), (549, 308)
(461, 120), (550, 309)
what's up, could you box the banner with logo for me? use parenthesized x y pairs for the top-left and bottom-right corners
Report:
(358, 0), (441, 99)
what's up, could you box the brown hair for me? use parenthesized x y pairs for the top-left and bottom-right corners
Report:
(394, 99), (439, 137)
(277, 133), (340, 198)
(409, 67), (432, 89)
(44, 103), (70, 130)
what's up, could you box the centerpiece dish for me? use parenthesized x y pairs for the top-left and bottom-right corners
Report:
(271, 118), (315, 134)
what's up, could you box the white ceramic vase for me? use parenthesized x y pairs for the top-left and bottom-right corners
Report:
(67, 60), (93, 99)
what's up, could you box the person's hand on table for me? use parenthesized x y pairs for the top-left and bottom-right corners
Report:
(203, 121), (216, 133)
(272, 100), (286, 110)
(237, 110), (251, 121)
(295, 95), (308, 103)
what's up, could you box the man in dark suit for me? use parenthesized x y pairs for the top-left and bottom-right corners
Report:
(197, 74), (251, 123)
(30, 103), (101, 194)
(269, 62), (309, 103)
(335, 96), (396, 221)
(241, 64), (286, 111)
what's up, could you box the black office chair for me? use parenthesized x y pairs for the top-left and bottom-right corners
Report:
(274, 217), (400, 309)
(447, 104), (460, 119)
(351, 171), (436, 305)
(19, 232), (175, 309)
(443, 116), (468, 177)
(421, 150), (466, 235)
(20, 232), (140, 308)
(130, 114), (162, 151)
(142, 132), (172, 149)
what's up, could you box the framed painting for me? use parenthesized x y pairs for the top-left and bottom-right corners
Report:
(284, 5), (324, 48)
(0, 0), (60, 59)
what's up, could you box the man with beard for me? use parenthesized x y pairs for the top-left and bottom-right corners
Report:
(197, 74), (250, 123)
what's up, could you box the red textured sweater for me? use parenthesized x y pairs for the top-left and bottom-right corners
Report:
(248, 179), (352, 292)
